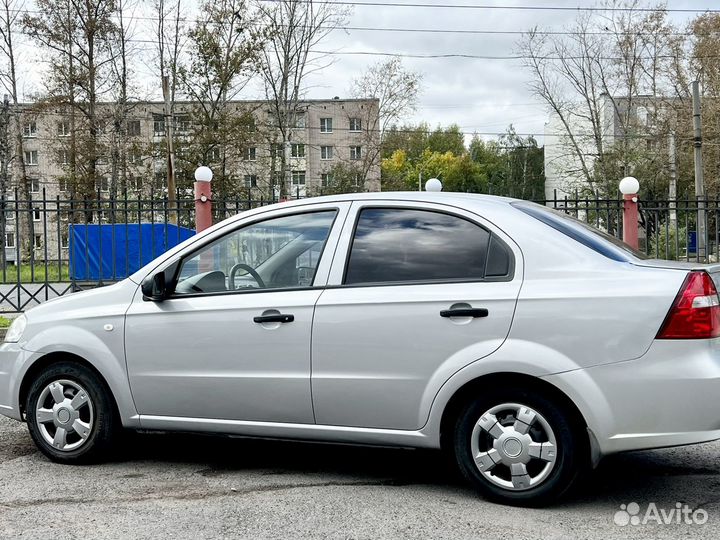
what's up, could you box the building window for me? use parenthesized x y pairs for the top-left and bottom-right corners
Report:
(291, 171), (306, 185)
(350, 146), (362, 160)
(244, 147), (257, 161)
(59, 149), (70, 166)
(33, 208), (41, 222)
(23, 121), (37, 138)
(57, 120), (70, 137)
(175, 115), (190, 134)
(153, 114), (165, 136)
(320, 146), (333, 160)
(33, 234), (42, 249)
(61, 233), (69, 249)
(349, 118), (361, 132)
(210, 146), (221, 162)
(321, 173), (333, 187)
(30, 178), (40, 193)
(293, 112), (306, 128)
(271, 144), (283, 159)
(291, 143), (305, 158)
(320, 117), (333, 133)
(127, 120), (141, 137)
(24, 150), (38, 165)
(5, 232), (15, 248)
(5, 206), (15, 221)
(59, 178), (69, 192)
(244, 174), (258, 188)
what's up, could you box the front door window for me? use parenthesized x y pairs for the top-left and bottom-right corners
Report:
(174, 211), (337, 295)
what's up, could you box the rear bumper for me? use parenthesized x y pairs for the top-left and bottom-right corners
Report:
(0, 342), (25, 421)
(544, 338), (720, 455)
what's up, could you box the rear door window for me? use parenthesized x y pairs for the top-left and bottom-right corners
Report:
(344, 207), (512, 285)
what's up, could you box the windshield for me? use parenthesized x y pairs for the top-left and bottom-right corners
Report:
(512, 201), (648, 262)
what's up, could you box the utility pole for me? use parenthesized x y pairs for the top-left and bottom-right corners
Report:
(692, 81), (706, 260)
(668, 131), (677, 229)
(162, 75), (177, 223)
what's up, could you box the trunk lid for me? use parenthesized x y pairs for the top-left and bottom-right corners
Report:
(632, 259), (720, 288)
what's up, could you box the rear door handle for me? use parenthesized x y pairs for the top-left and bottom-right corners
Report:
(253, 314), (295, 324)
(440, 308), (489, 318)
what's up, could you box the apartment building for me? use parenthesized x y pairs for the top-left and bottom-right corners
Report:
(1, 97), (381, 263)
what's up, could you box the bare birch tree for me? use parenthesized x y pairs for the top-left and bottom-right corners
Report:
(108, 0), (139, 201)
(348, 57), (422, 189)
(256, 0), (349, 199)
(519, 1), (688, 198)
(1, 0), (32, 259)
(153, 0), (185, 209)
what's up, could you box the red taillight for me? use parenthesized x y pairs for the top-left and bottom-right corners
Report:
(656, 271), (720, 339)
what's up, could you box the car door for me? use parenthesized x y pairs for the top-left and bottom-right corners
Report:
(311, 201), (522, 430)
(125, 203), (349, 424)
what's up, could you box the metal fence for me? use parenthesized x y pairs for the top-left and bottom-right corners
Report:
(0, 189), (715, 313)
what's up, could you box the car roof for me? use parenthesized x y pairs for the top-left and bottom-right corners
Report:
(264, 191), (518, 212)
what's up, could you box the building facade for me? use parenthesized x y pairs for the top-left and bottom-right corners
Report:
(0, 97), (381, 264)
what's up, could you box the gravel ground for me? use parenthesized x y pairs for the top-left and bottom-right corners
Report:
(0, 415), (718, 539)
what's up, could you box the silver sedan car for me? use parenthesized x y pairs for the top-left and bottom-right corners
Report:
(1, 192), (719, 506)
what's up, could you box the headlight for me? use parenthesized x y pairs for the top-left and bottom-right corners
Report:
(4, 315), (27, 343)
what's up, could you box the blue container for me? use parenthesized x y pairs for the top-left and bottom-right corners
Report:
(69, 223), (195, 280)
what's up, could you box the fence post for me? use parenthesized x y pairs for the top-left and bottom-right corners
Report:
(620, 176), (640, 250)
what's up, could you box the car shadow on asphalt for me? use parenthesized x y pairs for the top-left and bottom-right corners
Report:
(116, 431), (720, 507)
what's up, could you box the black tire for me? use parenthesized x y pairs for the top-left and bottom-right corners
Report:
(452, 387), (586, 507)
(25, 361), (119, 464)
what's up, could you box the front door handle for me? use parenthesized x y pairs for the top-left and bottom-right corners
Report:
(440, 308), (489, 318)
(253, 314), (295, 324)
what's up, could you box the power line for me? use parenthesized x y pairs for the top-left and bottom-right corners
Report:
(5, 9), (701, 36)
(258, 0), (720, 14)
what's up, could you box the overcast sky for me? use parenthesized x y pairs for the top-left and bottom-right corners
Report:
(13, 0), (719, 145)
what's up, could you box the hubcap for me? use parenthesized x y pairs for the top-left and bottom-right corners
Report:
(35, 379), (94, 452)
(470, 403), (557, 491)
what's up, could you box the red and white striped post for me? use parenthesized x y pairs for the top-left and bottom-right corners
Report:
(620, 176), (640, 250)
(194, 166), (213, 233)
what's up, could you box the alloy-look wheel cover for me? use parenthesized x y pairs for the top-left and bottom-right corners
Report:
(35, 379), (95, 452)
(470, 402), (557, 491)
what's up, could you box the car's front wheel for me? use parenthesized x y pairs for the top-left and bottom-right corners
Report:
(452, 387), (586, 506)
(25, 362), (118, 464)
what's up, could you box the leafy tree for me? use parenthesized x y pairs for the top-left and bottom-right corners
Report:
(24, 0), (118, 201)
(177, 0), (266, 199)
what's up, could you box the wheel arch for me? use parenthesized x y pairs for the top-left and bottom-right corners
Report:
(20, 352), (114, 416)
(438, 372), (591, 456)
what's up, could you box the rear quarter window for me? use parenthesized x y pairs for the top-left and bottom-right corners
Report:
(512, 201), (646, 262)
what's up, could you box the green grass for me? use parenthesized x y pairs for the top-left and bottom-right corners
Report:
(0, 316), (11, 328)
(1, 264), (70, 283)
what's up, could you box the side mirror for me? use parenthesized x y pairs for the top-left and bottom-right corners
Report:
(141, 272), (167, 302)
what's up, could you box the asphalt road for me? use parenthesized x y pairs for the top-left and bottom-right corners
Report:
(0, 415), (718, 539)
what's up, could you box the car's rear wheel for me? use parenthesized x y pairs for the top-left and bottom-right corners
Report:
(25, 362), (118, 464)
(452, 387), (585, 506)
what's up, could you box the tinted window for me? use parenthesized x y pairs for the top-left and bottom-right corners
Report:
(512, 202), (647, 262)
(345, 208), (510, 285)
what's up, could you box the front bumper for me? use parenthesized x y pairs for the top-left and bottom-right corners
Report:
(544, 338), (720, 455)
(0, 342), (27, 421)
